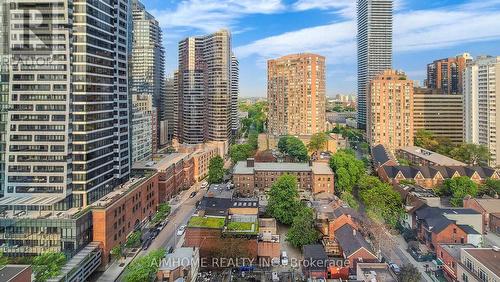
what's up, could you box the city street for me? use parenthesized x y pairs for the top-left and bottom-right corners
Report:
(95, 182), (206, 282)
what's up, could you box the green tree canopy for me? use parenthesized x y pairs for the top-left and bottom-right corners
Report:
(151, 203), (171, 225)
(480, 178), (500, 197)
(208, 156), (225, 184)
(266, 174), (301, 225)
(359, 178), (404, 228)
(278, 136), (309, 162)
(33, 252), (66, 282)
(398, 264), (422, 282)
(125, 230), (142, 248)
(286, 206), (320, 248)
(439, 176), (478, 207)
(308, 132), (328, 153)
(329, 149), (365, 193)
(0, 252), (8, 268)
(230, 144), (253, 163)
(124, 249), (165, 282)
(450, 143), (491, 166)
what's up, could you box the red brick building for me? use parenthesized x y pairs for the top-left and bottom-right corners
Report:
(463, 197), (500, 231)
(436, 243), (475, 281)
(92, 172), (159, 265)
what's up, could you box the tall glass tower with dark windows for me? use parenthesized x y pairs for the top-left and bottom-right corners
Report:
(357, 0), (393, 130)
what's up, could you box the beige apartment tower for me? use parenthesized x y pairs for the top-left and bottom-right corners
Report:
(267, 54), (326, 136)
(413, 88), (464, 144)
(368, 70), (414, 152)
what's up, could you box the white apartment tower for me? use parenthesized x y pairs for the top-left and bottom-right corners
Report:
(357, 0), (393, 130)
(464, 56), (500, 167)
(177, 30), (233, 144)
(5, 0), (131, 207)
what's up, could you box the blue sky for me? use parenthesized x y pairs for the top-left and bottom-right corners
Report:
(142, 0), (500, 97)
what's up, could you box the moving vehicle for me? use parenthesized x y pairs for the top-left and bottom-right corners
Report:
(281, 251), (289, 266)
(177, 225), (186, 236)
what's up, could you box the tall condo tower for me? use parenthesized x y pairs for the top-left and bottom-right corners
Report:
(176, 30), (233, 144)
(267, 53), (326, 136)
(357, 0), (393, 130)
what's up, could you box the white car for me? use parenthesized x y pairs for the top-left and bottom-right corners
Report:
(281, 251), (289, 266)
(200, 181), (208, 189)
(177, 225), (186, 236)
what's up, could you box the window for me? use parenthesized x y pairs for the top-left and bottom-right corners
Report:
(479, 269), (488, 281)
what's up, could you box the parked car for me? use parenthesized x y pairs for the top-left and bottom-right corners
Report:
(271, 257), (280, 266)
(142, 238), (152, 250)
(272, 272), (279, 282)
(389, 263), (401, 275)
(281, 251), (289, 266)
(167, 246), (174, 253)
(200, 181), (208, 189)
(177, 225), (186, 236)
(189, 191), (197, 198)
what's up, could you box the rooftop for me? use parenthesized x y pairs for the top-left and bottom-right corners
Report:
(357, 263), (397, 282)
(399, 146), (466, 166)
(233, 160), (333, 175)
(439, 244), (475, 261)
(206, 183), (234, 199)
(468, 198), (500, 213)
(187, 216), (225, 229)
(47, 242), (101, 282)
(91, 174), (152, 209)
(334, 224), (374, 258)
(0, 265), (31, 282)
(132, 153), (190, 171)
(159, 247), (198, 271)
(463, 248), (500, 276)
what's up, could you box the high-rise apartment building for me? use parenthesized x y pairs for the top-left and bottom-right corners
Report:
(267, 53), (326, 136)
(413, 88), (464, 144)
(367, 70), (414, 152)
(464, 56), (500, 167)
(426, 53), (472, 95)
(131, 0), (164, 152)
(176, 30), (234, 145)
(131, 94), (155, 163)
(0, 2), (8, 198)
(4, 0), (131, 208)
(231, 54), (240, 135)
(357, 0), (393, 130)
(162, 76), (176, 144)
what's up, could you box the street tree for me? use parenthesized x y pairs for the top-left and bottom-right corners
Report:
(230, 144), (253, 163)
(398, 264), (422, 282)
(208, 156), (225, 184)
(286, 206), (320, 248)
(359, 181), (404, 228)
(266, 174), (300, 225)
(124, 249), (165, 282)
(33, 252), (66, 282)
(450, 143), (490, 166)
(329, 149), (365, 193)
(278, 136), (309, 162)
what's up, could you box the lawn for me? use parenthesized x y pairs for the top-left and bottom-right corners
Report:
(226, 221), (258, 234)
(187, 216), (225, 229)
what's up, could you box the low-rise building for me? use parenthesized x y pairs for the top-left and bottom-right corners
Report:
(0, 265), (32, 282)
(157, 247), (200, 282)
(457, 248), (500, 282)
(91, 172), (159, 265)
(233, 158), (334, 197)
(463, 196), (500, 232)
(356, 263), (397, 282)
(490, 213), (500, 235)
(413, 205), (483, 250)
(397, 146), (466, 166)
(436, 243), (475, 281)
(302, 244), (329, 280)
(372, 144), (398, 172)
(47, 242), (102, 282)
(379, 165), (499, 189)
(334, 224), (378, 275)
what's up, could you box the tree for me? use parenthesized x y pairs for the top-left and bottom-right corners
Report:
(329, 149), (365, 193)
(124, 249), (165, 282)
(414, 129), (440, 151)
(278, 136), (308, 162)
(450, 143), (490, 166)
(266, 174), (301, 225)
(398, 264), (422, 282)
(439, 177), (478, 207)
(308, 132), (328, 153)
(33, 252), (66, 282)
(340, 191), (359, 210)
(286, 207), (320, 248)
(480, 178), (500, 197)
(230, 144), (253, 163)
(247, 131), (259, 150)
(151, 203), (171, 225)
(0, 252), (8, 268)
(208, 156), (224, 184)
(111, 244), (125, 264)
(125, 230), (142, 248)
(359, 181), (404, 228)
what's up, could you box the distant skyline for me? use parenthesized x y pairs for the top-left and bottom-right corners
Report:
(143, 0), (500, 97)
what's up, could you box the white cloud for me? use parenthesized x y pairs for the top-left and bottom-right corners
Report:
(151, 0), (285, 33)
(235, 0), (500, 64)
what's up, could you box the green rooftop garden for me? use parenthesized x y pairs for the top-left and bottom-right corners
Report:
(187, 216), (225, 229)
(225, 221), (259, 234)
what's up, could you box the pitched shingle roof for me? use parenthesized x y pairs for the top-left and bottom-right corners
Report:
(334, 224), (374, 258)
